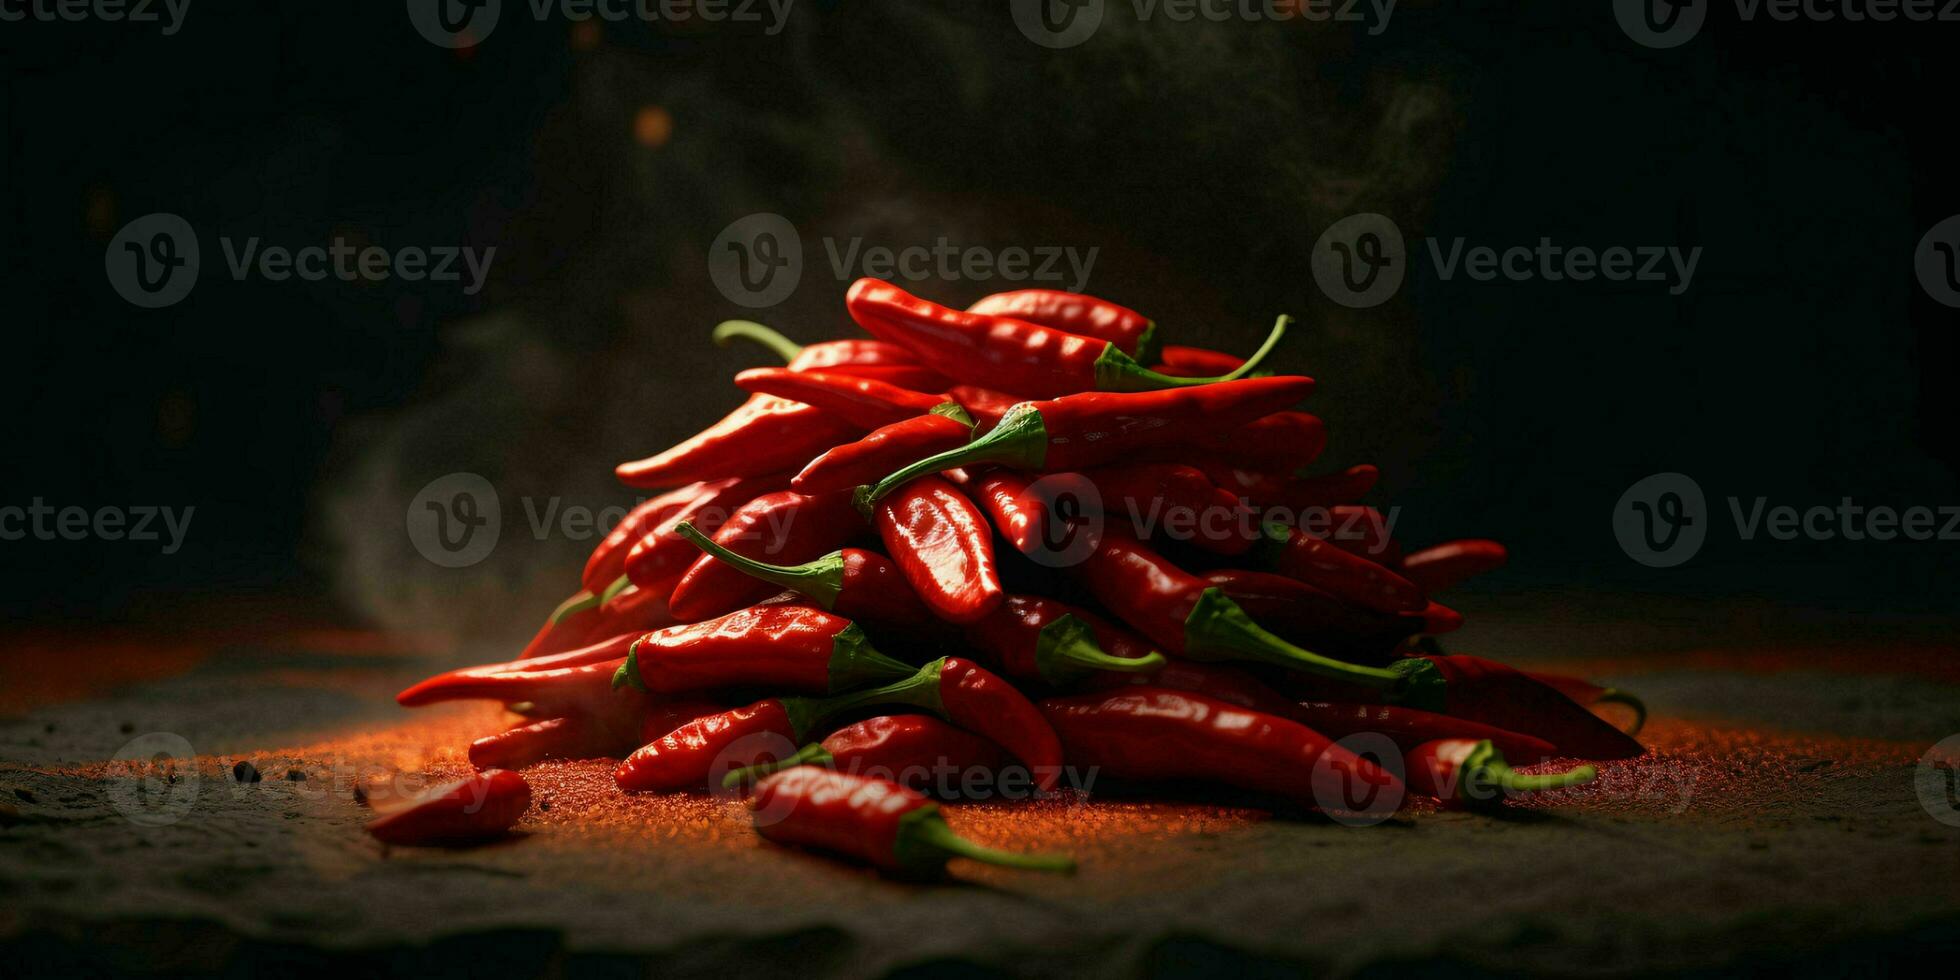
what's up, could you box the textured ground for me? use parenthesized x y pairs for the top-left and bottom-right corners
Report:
(3, 593), (1958, 977)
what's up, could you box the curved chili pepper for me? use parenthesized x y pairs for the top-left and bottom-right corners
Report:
(1151, 344), (1245, 377)
(580, 482), (710, 595)
(1079, 462), (1254, 554)
(813, 657), (1064, 791)
(847, 278), (1285, 397)
(1405, 739), (1596, 806)
(1382, 655), (1648, 759)
(619, 473), (787, 589)
(1253, 521), (1427, 615)
(1200, 568), (1420, 665)
(747, 767), (1074, 875)
(1290, 702), (1559, 763)
(469, 715), (630, 770)
(873, 475), (1003, 624)
(1522, 670), (1647, 735)
(792, 414), (974, 495)
(734, 367), (972, 431)
(722, 715), (1009, 790)
(966, 288), (1159, 364)
(857, 376), (1314, 510)
(967, 596), (1166, 686)
(667, 489), (864, 622)
(1400, 539), (1509, 593)
(671, 521), (937, 630)
(617, 698), (807, 792)
(615, 394), (861, 490)
(365, 769), (530, 847)
(1039, 688), (1403, 809)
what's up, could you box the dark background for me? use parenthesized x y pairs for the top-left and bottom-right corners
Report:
(3, 1), (1955, 637)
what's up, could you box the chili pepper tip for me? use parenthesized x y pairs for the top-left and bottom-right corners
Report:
(712, 319), (804, 363)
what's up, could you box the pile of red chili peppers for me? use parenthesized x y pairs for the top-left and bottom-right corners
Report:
(377, 280), (1646, 876)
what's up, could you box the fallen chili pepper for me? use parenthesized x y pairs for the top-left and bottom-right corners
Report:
(666, 489), (864, 622)
(1382, 655), (1648, 760)
(734, 367), (972, 431)
(793, 414), (975, 495)
(1290, 702), (1559, 763)
(847, 278), (1285, 397)
(1519, 669), (1647, 735)
(1405, 738), (1596, 806)
(873, 475), (1004, 624)
(672, 521), (937, 631)
(1399, 539), (1509, 593)
(747, 767), (1074, 875)
(365, 769), (531, 847)
(1252, 521), (1427, 616)
(722, 714), (1010, 790)
(1079, 462), (1254, 554)
(857, 376), (1315, 510)
(967, 595), (1167, 686)
(966, 288), (1160, 364)
(469, 716), (628, 770)
(1039, 688), (1403, 809)
(620, 473), (787, 589)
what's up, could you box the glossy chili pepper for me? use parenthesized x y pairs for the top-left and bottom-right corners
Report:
(519, 577), (679, 661)
(671, 521), (937, 630)
(792, 414), (974, 495)
(615, 393), (861, 490)
(365, 769), (530, 847)
(469, 715), (628, 770)
(820, 657), (1064, 790)
(666, 490), (864, 622)
(1382, 655), (1648, 759)
(746, 767), (1075, 875)
(712, 319), (921, 371)
(857, 376), (1315, 509)
(617, 473), (787, 589)
(1152, 344), (1245, 377)
(873, 475), (1004, 624)
(1080, 657), (1304, 719)
(580, 482), (710, 596)
(1253, 521), (1427, 615)
(946, 385), (1022, 428)
(1200, 568), (1420, 665)
(734, 367), (972, 431)
(967, 468), (1086, 562)
(847, 278), (1285, 398)
(1400, 539), (1509, 593)
(1405, 739), (1596, 806)
(722, 715), (1010, 790)
(1522, 671), (1647, 735)
(966, 288), (1159, 364)
(967, 595), (1166, 686)
(638, 698), (730, 744)
(517, 589), (602, 660)
(1079, 462), (1255, 554)
(617, 698), (808, 792)
(1290, 702), (1559, 763)
(1039, 688), (1403, 809)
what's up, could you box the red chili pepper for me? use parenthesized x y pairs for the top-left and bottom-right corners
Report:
(1078, 462), (1255, 554)
(712, 318), (921, 371)
(619, 474), (786, 589)
(857, 376), (1315, 509)
(792, 414), (974, 495)
(722, 715), (1009, 791)
(364, 769), (530, 847)
(1405, 739), (1596, 806)
(1039, 688), (1403, 810)
(747, 767), (1074, 875)
(734, 367), (971, 431)
(966, 595), (1166, 685)
(666, 490), (864, 622)
(1253, 521), (1427, 615)
(1400, 539), (1509, 593)
(617, 698), (807, 792)
(516, 590), (603, 660)
(671, 521), (937, 631)
(822, 657), (1064, 790)
(519, 576), (680, 661)
(966, 468), (1082, 562)
(468, 716), (628, 770)
(966, 288), (1159, 364)
(1151, 344), (1245, 377)
(1290, 702), (1559, 763)
(579, 482), (710, 596)
(1199, 460), (1380, 515)
(1521, 670), (1647, 735)
(1079, 657), (1304, 719)
(1200, 568), (1420, 665)
(1162, 411), (1325, 472)
(638, 698), (730, 744)
(615, 394), (861, 490)
(946, 385), (1022, 427)
(1384, 655), (1648, 759)
(847, 278), (1286, 398)
(873, 476), (1004, 624)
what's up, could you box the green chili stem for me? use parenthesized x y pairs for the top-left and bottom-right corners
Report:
(548, 590), (600, 626)
(721, 743), (834, 789)
(713, 320), (805, 363)
(900, 809), (1076, 874)
(1182, 588), (1402, 690)
(674, 520), (844, 609)
(1037, 615), (1166, 685)
(853, 403), (1049, 515)
(599, 574), (633, 606)
(1095, 315), (1291, 391)
(1595, 689), (1648, 736)
(1490, 763), (1598, 794)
